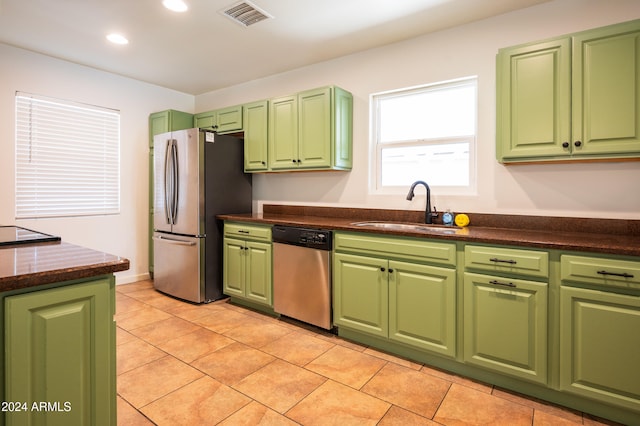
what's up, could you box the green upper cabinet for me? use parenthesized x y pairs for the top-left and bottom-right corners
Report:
(497, 19), (640, 163)
(193, 110), (216, 130)
(149, 109), (193, 148)
(268, 86), (353, 171)
(194, 105), (243, 134)
(243, 100), (269, 171)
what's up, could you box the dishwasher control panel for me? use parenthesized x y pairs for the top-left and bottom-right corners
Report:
(272, 225), (332, 250)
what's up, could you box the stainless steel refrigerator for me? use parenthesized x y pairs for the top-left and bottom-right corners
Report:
(153, 128), (252, 303)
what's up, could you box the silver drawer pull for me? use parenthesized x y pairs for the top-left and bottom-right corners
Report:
(597, 270), (634, 279)
(489, 257), (517, 265)
(489, 280), (516, 288)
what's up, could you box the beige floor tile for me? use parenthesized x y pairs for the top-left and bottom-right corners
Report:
(421, 364), (493, 394)
(363, 347), (423, 370)
(115, 305), (173, 331)
(434, 383), (534, 425)
(193, 308), (258, 334)
(116, 326), (137, 346)
(260, 331), (335, 366)
(493, 387), (583, 423)
(378, 406), (438, 425)
(534, 409), (584, 425)
(117, 355), (203, 409)
(305, 344), (387, 389)
(218, 401), (299, 425)
(233, 359), (326, 414)
(116, 337), (166, 375)
(116, 281), (153, 294)
(158, 327), (235, 363)
(362, 362), (451, 418)
(115, 293), (148, 314)
(286, 380), (391, 425)
(223, 320), (294, 349)
(192, 342), (275, 386)
(129, 316), (201, 346)
(166, 302), (221, 322)
(141, 376), (251, 425)
(117, 396), (155, 425)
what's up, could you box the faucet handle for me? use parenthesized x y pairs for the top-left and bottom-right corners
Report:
(431, 206), (439, 217)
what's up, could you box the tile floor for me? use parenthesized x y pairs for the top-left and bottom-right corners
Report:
(115, 280), (619, 425)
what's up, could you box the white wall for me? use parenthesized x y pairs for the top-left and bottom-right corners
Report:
(196, 0), (640, 220)
(0, 43), (194, 284)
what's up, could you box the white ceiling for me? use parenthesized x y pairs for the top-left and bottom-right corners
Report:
(0, 0), (550, 95)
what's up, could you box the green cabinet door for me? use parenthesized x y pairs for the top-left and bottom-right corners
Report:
(148, 110), (193, 275)
(333, 252), (388, 338)
(560, 286), (640, 412)
(245, 240), (273, 306)
(497, 19), (640, 163)
(194, 110), (216, 130)
(572, 22), (640, 155)
(496, 38), (571, 160)
(298, 87), (332, 169)
(463, 272), (548, 384)
(243, 100), (269, 171)
(389, 260), (456, 357)
(269, 95), (298, 169)
(5, 278), (115, 426)
(216, 105), (243, 133)
(223, 237), (246, 298)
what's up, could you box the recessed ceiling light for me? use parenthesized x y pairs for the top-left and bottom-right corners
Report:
(163, 0), (188, 12)
(106, 33), (129, 45)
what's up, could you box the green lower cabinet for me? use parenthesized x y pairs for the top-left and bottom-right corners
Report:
(389, 260), (456, 357)
(463, 272), (548, 385)
(560, 286), (640, 412)
(223, 237), (273, 306)
(333, 253), (388, 338)
(4, 277), (115, 426)
(333, 252), (456, 357)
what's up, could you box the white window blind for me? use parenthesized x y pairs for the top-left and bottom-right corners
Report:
(15, 93), (120, 219)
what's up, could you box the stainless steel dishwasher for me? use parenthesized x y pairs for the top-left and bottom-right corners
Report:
(272, 225), (333, 330)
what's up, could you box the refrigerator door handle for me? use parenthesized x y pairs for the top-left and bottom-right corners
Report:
(153, 235), (197, 246)
(163, 140), (173, 225)
(171, 139), (179, 225)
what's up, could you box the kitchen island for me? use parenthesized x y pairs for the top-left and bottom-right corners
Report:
(0, 237), (129, 426)
(220, 204), (640, 425)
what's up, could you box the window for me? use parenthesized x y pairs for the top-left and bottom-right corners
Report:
(15, 93), (120, 219)
(371, 77), (477, 194)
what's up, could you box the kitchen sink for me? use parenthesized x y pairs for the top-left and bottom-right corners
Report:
(350, 221), (462, 234)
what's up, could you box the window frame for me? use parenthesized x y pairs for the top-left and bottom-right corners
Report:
(369, 77), (478, 196)
(15, 92), (121, 219)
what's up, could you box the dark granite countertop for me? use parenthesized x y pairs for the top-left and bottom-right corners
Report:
(218, 205), (640, 257)
(0, 241), (130, 292)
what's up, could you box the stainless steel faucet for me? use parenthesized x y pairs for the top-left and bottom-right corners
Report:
(406, 180), (438, 224)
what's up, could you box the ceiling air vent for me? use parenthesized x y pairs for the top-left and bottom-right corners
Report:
(222, 1), (272, 27)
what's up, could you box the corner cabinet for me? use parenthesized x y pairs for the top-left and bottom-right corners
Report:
(4, 276), (116, 425)
(560, 254), (640, 413)
(333, 232), (457, 358)
(223, 222), (273, 309)
(268, 86), (353, 171)
(148, 110), (193, 275)
(497, 19), (640, 163)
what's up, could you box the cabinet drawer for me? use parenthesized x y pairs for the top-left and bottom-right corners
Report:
(561, 255), (640, 290)
(334, 232), (456, 266)
(224, 222), (272, 242)
(465, 245), (548, 278)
